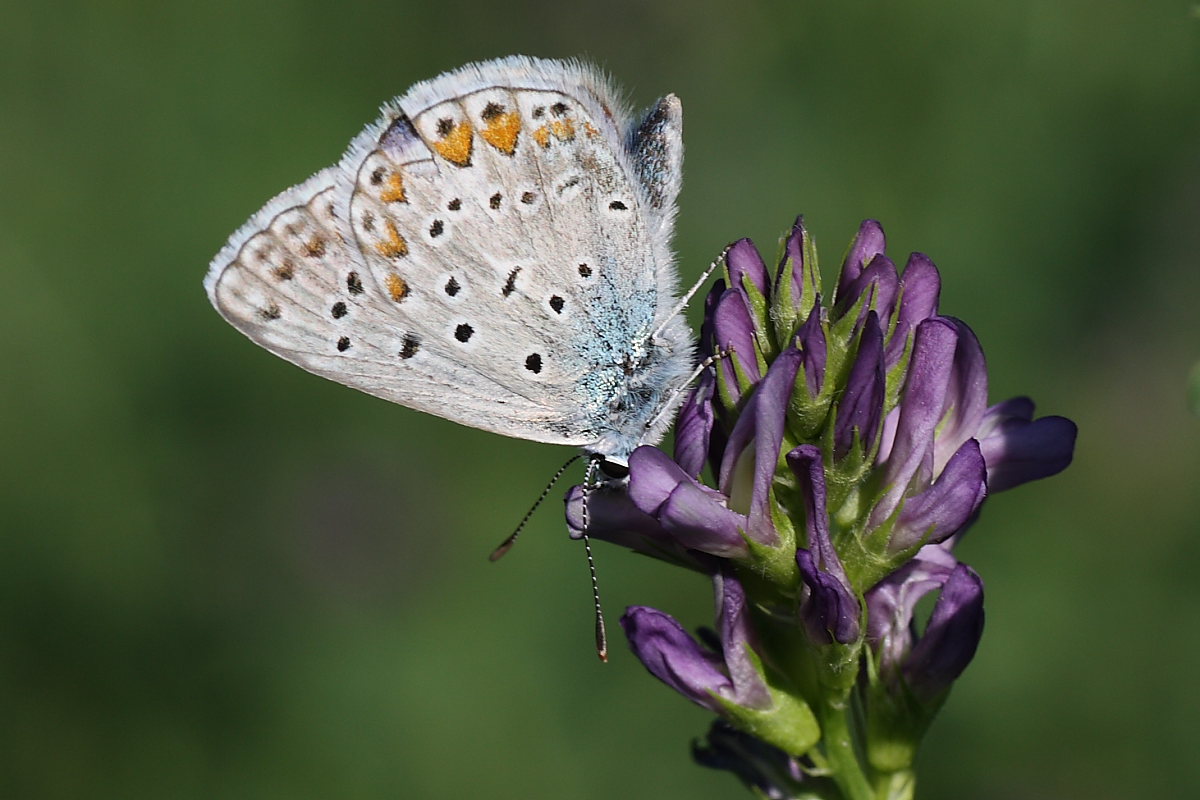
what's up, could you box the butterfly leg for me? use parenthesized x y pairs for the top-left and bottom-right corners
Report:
(642, 346), (734, 438)
(650, 243), (733, 342)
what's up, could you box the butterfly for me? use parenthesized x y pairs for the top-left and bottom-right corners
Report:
(205, 56), (697, 474)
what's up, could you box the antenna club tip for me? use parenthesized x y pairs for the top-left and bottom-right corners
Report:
(597, 648), (609, 662)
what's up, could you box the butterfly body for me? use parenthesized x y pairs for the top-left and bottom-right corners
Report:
(206, 56), (691, 465)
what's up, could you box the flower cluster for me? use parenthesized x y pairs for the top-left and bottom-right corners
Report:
(568, 219), (1076, 799)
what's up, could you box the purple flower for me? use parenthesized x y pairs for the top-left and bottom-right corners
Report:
(621, 571), (771, 714)
(977, 397), (1078, 492)
(788, 445), (860, 645)
(888, 437), (988, 553)
(833, 311), (885, 461)
(716, 347), (805, 547)
(836, 220), (887, 305)
(865, 545), (985, 702)
(565, 216), (1075, 780)
(625, 446), (750, 558)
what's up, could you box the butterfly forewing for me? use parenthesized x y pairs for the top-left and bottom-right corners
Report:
(206, 168), (582, 441)
(207, 56), (692, 457)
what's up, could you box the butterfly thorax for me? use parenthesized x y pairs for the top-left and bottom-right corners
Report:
(578, 311), (694, 465)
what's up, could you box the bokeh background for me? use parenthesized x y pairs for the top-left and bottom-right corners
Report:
(3, 1), (1198, 798)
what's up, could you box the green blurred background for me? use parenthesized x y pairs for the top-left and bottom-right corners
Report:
(3, 1), (1198, 797)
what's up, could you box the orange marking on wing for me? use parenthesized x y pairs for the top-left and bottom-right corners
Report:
(481, 111), (521, 154)
(385, 272), (409, 302)
(549, 118), (575, 142)
(303, 236), (326, 257)
(376, 220), (409, 258)
(534, 119), (576, 148)
(584, 121), (600, 138)
(432, 120), (474, 166)
(380, 171), (406, 203)
(272, 259), (295, 280)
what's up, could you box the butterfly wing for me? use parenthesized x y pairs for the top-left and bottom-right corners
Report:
(206, 57), (691, 451)
(205, 168), (578, 441)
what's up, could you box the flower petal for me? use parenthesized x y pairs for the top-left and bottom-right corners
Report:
(773, 217), (820, 338)
(836, 219), (887, 306)
(658, 483), (750, 558)
(715, 571), (771, 708)
(713, 288), (762, 391)
(698, 277), (725, 359)
(719, 348), (804, 545)
(889, 438), (987, 552)
(796, 304), (827, 398)
(726, 237), (769, 298)
(870, 318), (959, 527)
(693, 721), (808, 799)
(886, 252), (942, 369)
(931, 318), (990, 475)
(834, 311), (885, 459)
(865, 545), (959, 670)
(834, 254), (899, 326)
(629, 446), (749, 557)
(674, 370), (718, 478)
(627, 445), (688, 515)
(621, 605), (731, 712)
(977, 398), (1078, 492)
(566, 483), (720, 572)
(788, 445), (860, 644)
(902, 562), (985, 700)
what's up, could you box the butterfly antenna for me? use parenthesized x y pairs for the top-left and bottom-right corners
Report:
(580, 455), (608, 661)
(650, 243), (732, 342)
(489, 453), (582, 561)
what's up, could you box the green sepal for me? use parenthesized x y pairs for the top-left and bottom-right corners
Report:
(786, 347), (835, 445)
(827, 288), (871, 350)
(861, 647), (947, 774)
(883, 328), (916, 411)
(769, 224), (822, 349)
(736, 266), (777, 371)
(798, 226), (822, 320)
(711, 645), (822, 756)
(713, 341), (741, 414)
(771, 239), (802, 349)
(739, 508), (800, 595)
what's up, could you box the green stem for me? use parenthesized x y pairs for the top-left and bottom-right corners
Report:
(873, 769), (915, 800)
(820, 698), (873, 800)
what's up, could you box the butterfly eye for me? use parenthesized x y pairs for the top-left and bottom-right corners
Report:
(598, 460), (629, 480)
